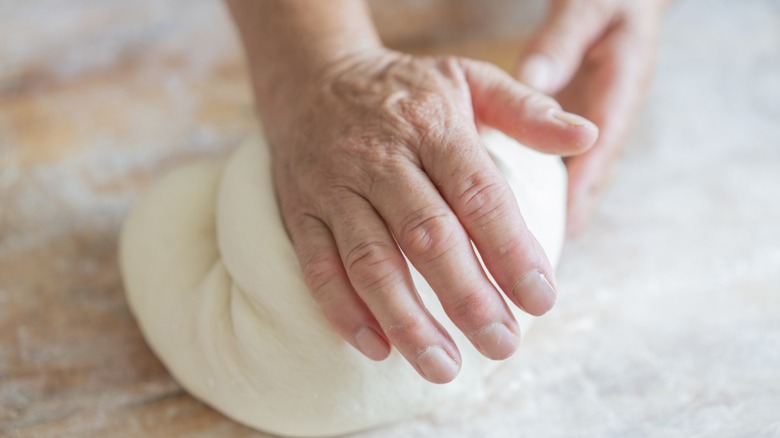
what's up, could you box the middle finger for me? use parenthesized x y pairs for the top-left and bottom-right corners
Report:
(369, 160), (521, 360)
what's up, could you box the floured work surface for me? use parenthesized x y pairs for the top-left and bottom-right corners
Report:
(2, 0), (779, 436)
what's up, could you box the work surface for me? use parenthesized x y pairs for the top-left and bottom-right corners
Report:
(2, 0), (779, 436)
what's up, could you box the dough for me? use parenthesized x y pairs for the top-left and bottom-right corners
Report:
(119, 129), (567, 437)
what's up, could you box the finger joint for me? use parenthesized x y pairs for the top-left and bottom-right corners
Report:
(398, 208), (460, 264)
(302, 252), (344, 303)
(455, 173), (513, 227)
(344, 240), (400, 292)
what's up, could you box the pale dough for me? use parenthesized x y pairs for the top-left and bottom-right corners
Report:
(119, 129), (567, 437)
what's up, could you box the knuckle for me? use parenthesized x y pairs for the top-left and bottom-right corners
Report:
(433, 55), (469, 82)
(315, 145), (411, 200)
(323, 170), (368, 199)
(397, 94), (453, 134)
(445, 290), (494, 330)
(398, 208), (460, 263)
(322, 183), (357, 206)
(381, 79), (467, 140)
(383, 313), (429, 345)
(302, 252), (343, 301)
(417, 124), (474, 167)
(434, 55), (460, 70)
(455, 172), (513, 225)
(295, 167), (345, 205)
(344, 240), (399, 290)
(417, 119), (453, 155)
(294, 150), (388, 203)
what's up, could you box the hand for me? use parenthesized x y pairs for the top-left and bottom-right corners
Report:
(516, 0), (668, 236)
(264, 48), (598, 383)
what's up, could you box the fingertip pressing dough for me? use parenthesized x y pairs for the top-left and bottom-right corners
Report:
(119, 129), (567, 437)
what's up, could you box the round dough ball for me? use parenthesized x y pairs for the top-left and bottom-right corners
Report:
(119, 129), (567, 437)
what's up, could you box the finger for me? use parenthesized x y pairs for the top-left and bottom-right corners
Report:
(565, 150), (617, 237)
(287, 213), (391, 361)
(515, 0), (615, 94)
(324, 190), (462, 383)
(560, 25), (651, 236)
(370, 161), (521, 360)
(460, 59), (599, 157)
(419, 124), (559, 317)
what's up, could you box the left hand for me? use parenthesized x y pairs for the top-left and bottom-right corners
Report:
(515, 0), (669, 236)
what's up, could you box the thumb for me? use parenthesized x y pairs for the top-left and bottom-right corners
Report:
(516, 0), (614, 94)
(461, 59), (598, 157)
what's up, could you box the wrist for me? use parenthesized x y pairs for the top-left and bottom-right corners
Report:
(227, 0), (383, 120)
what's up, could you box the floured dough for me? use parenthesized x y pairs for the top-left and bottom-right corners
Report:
(119, 129), (567, 437)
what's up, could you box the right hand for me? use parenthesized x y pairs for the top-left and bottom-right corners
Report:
(263, 48), (598, 383)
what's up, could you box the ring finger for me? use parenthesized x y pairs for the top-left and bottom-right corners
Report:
(324, 189), (462, 384)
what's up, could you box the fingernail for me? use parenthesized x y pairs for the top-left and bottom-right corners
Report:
(355, 327), (390, 361)
(550, 110), (598, 130)
(473, 322), (519, 360)
(417, 346), (460, 384)
(520, 54), (554, 91)
(511, 270), (557, 316)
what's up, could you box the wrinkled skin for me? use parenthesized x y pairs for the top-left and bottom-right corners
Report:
(265, 50), (597, 383)
(228, 0), (666, 383)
